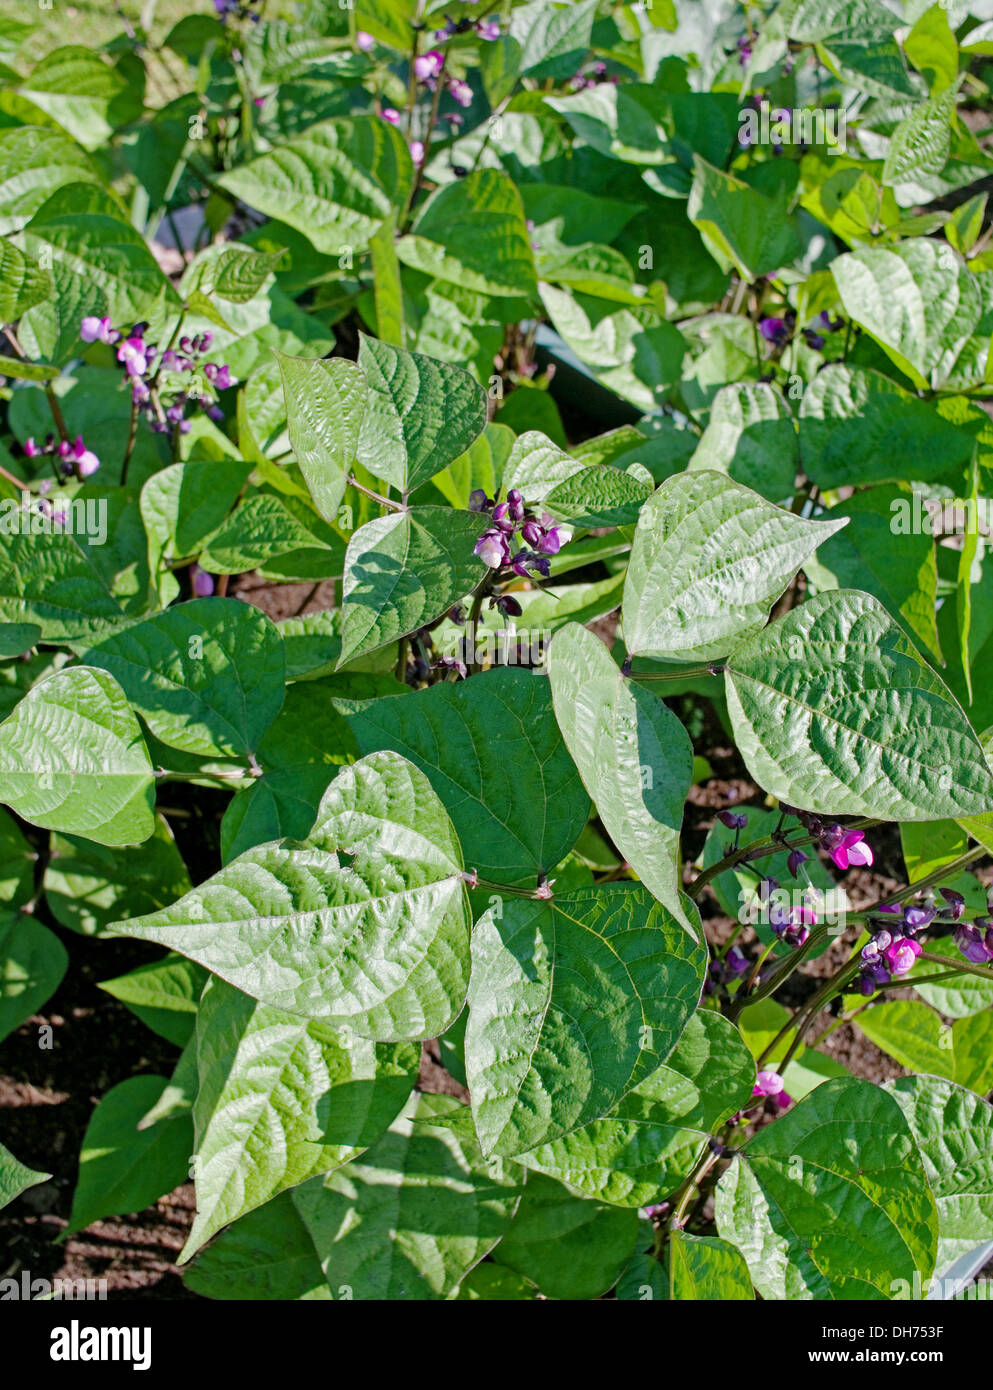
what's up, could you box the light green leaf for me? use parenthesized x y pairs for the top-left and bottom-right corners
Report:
(715, 1078), (938, 1300)
(509, 0), (599, 81)
(0, 124), (105, 237)
(520, 1010), (755, 1206)
(831, 240), (981, 390)
(198, 494), (345, 579)
(889, 1074), (993, 1274)
(182, 976), (418, 1260)
(346, 666), (588, 888)
(466, 883), (707, 1158)
(688, 157), (801, 282)
(0, 909), (67, 1043)
(0, 1140), (49, 1210)
(624, 472), (846, 664)
(724, 590), (993, 820)
(397, 169), (538, 299)
(276, 350), (366, 525)
(548, 621), (692, 919)
(0, 236), (52, 322)
(0, 527), (126, 642)
(355, 335), (487, 494)
(338, 506), (484, 667)
(293, 1092), (520, 1300)
(689, 383), (799, 503)
(0, 666), (155, 846)
(857, 999), (993, 1095)
(669, 1231), (753, 1300)
(218, 117), (414, 256)
(883, 88), (956, 185)
(110, 753), (471, 1041)
(100, 954), (207, 1048)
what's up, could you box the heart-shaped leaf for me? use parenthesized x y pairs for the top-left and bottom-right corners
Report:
(276, 350), (367, 524)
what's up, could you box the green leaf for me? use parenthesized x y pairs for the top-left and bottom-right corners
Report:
(802, 485), (941, 661)
(346, 666), (588, 888)
(508, 0), (599, 81)
(0, 354), (58, 380)
(0, 124), (105, 236)
(355, 335), (487, 494)
(669, 1231), (753, 1300)
(100, 954), (207, 1048)
(889, 1074), (993, 1275)
(0, 666), (155, 846)
(519, 1010), (755, 1206)
(0, 909), (67, 1043)
(431, 422), (513, 511)
(338, 506), (484, 667)
(397, 170), (538, 299)
(466, 883), (707, 1158)
(723, 589), (993, 820)
(715, 1078), (938, 1300)
(797, 365), (974, 489)
(110, 752), (471, 1041)
(688, 157), (800, 282)
(856, 999), (993, 1095)
(275, 350), (366, 525)
(17, 45), (130, 149)
(65, 1075), (193, 1235)
(490, 1173), (637, 1300)
(293, 1092), (520, 1300)
(883, 88), (956, 185)
(831, 240), (981, 390)
(184, 1190), (330, 1300)
(0, 806), (34, 907)
(624, 473), (846, 665)
(198, 246), (286, 304)
(0, 236), (52, 322)
(0, 527), (125, 642)
(548, 621), (692, 919)
(218, 117), (414, 256)
(83, 597), (285, 759)
(182, 977), (418, 1260)
(220, 680), (357, 862)
(197, 493), (345, 579)
(22, 182), (178, 362)
(369, 212), (404, 346)
(689, 383), (799, 503)
(0, 1140), (49, 1210)
(456, 1263), (538, 1300)
(905, 3), (959, 95)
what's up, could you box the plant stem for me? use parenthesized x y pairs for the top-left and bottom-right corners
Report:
(347, 474), (404, 511)
(688, 819), (881, 900)
(920, 949), (993, 983)
(0, 463), (30, 492)
(626, 663), (721, 683)
(871, 846), (987, 909)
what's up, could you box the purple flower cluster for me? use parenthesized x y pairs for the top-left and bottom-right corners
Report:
(951, 885), (993, 963)
(470, 488), (567, 577)
(213, 0), (261, 23)
(81, 317), (233, 436)
(24, 432), (100, 478)
(568, 61), (617, 93)
(704, 944), (749, 996)
(758, 309), (843, 353)
(761, 877), (817, 948)
(753, 1069), (792, 1110)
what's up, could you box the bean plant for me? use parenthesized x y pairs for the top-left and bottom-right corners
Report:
(3, 0), (993, 1304)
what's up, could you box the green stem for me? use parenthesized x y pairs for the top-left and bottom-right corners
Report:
(871, 846), (987, 910)
(688, 819), (882, 901)
(347, 474), (404, 511)
(920, 949), (993, 983)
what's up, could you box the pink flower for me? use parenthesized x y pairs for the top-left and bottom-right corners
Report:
(381, 107), (400, 124)
(448, 78), (473, 107)
(414, 49), (444, 81)
(753, 1070), (785, 1098)
(191, 564), (215, 597)
(356, 30), (374, 52)
(117, 336), (148, 377)
(76, 449), (100, 477)
(883, 936), (922, 977)
(827, 829), (873, 871)
(80, 315), (118, 345)
(24, 437), (40, 457)
(409, 140), (425, 166)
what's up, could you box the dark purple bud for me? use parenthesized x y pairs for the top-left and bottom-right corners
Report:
(448, 605), (467, 626)
(507, 489), (525, 521)
(903, 905), (935, 932)
(726, 945), (749, 976)
(521, 519), (543, 548)
(787, 849), (808, 878)
(718, 810), (747, 830)
(468, 489), (489, 512)
(492, 594), (523, 617)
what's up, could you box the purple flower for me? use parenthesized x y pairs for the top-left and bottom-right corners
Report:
(883, 936), (921, 976)
(491, 594), (523, 618)
(825, 829), (873, 871)
(787, 848), (808, 878)
(491, 501), (515, 534)
(24, 437), (40, 458)
(903, 905), (935, 933)
(478, 19), (500, 40)
(410, 140), (425, 166)
(537, 514), (567, 554)
(448, 78), (473, 107)
(204, 362), (232, 390)
(521, 519), (543, 548)
(802, 329), (825, 351)
(954, 924), (991, 965)
(80, 315), (117, 345)
(753, 1069), (785, 1099)
(382, 108), (401, 124)
(356, 30), (374, 52)
(160, 349), (181, 371)
(718, 810), (748, 830)
(507, 488), (525, 521)
(817, 311), (844, 333)
(759, 316), (789, 346)
(475, 529), (509, 569)
(468, 489), (490, 512)
(939, 888), (966, 920)
(726, 945), (749, 976)
(117, 336), (149, 377)
(191, 564), (215, 597)
(414, 50), (444, 82)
